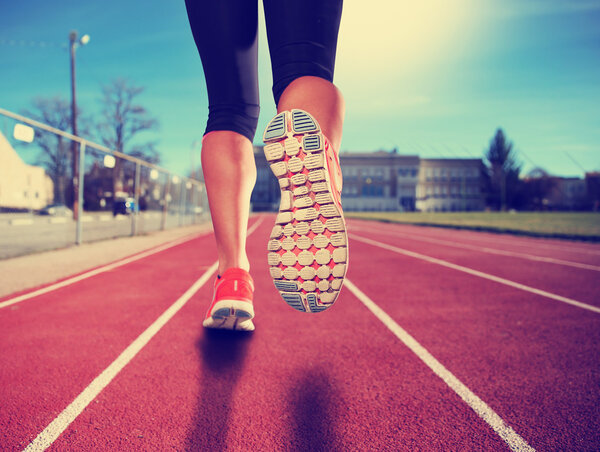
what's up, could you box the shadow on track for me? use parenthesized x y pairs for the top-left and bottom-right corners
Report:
(186, 328), (252, 451)
(287, 367), (344, 451)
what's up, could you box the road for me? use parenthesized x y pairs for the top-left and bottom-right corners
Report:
(1, 214), (599, 450)
(0, 212), (203, 259)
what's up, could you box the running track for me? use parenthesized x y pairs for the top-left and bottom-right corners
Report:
(1, 215), (599, 451)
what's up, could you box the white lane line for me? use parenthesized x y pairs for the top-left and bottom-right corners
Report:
(245, 216), (264, 237)
(349, 225), (600, 272)
(345, 279), (534, 452)
(0, 233), (201, 310)
(23, 216), (264, 451)
(350, 220), (600, 256)
(9, 218), (34, 226)
(450, 233), (600, 256)
(351, 234), (600, 315)
(23, 261), (219, 452)
(415, 226), (600, 256)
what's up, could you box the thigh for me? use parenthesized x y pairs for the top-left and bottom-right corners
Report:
(185, 0), (260, 109)
(263, 0), (343, 105)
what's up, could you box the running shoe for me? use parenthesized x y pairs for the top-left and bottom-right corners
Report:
(203, 268), (255, 331)
(263, 109), (348, 313)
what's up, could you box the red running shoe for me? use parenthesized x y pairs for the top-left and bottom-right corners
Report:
(263, 109), (348, 313)
(203, 268), (255, 331)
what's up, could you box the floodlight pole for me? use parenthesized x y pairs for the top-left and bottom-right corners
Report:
(69, 30), (89, 225)
(69, 30), (79, 221)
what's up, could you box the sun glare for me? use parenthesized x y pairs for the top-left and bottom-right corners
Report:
(337, 0), (479, 82)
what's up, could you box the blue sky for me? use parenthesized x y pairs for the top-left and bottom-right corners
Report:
(1, 0), (599, 178)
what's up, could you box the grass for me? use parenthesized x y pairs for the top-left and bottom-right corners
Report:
(345, 211), (600, 241)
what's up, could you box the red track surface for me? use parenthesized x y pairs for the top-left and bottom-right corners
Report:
(1, 215), (599, 451)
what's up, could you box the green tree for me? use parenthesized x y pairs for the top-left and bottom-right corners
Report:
(484, 129), (522, 210)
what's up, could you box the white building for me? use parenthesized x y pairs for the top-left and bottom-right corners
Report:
(0, 130), (53, 210)
(340, 151), (420, 211)
(416, 158), (484, 212)
(250, 147), (485, 212)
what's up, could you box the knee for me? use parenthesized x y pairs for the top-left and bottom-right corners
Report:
(270, 44), (336, 106)
(205, 103), (260, 143)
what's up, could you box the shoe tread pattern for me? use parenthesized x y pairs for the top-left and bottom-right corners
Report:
(264, 109), (348, 313)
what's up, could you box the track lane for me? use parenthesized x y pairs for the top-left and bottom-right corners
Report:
(344, 279), (532, 452)
(3, 217), (598, 450)
(345, 234), (600, 450)
(348, 219), (600, 264)
(348, 224), (600, 308)
(0, 231), (206, 310)
(349, 222), (600, 272)
(0, 233), (219, 451)
(45, 218), (511, 451)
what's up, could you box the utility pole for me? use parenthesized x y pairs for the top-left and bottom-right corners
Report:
(190, 140), (199, 180)
(69, 30), (89, 220)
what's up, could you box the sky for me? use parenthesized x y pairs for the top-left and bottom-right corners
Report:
(1, 0), (599, 178)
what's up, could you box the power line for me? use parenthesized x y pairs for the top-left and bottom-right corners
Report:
(461, 146), (475, 157)
(517, 148), (538, 168)
(427, 144), (447, 157)
(0, 38), (61, 48)
(407, 143), (423, 155)
(412, 143), (429, 156)
(564, 151), (587, 173)
(442, 144), (460, 157)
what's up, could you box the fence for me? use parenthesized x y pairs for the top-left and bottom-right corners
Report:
(0, 107), (209, 259)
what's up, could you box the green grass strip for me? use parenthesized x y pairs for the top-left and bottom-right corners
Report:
(345, 212), (600, 241)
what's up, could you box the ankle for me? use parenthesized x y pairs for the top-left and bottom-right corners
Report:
(218, 259), (250, 276)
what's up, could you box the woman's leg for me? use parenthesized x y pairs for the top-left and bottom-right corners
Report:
(264, 0), (344, 149)
(200, 131), (256, 274)
(262, 0), (347, 313)
(185, 0), (260, 276)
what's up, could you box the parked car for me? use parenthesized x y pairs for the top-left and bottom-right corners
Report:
(38, 203), (72, 216)
(113, 197), (137, 216)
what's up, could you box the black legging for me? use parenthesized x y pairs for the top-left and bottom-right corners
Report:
(184, 0), (343, 142)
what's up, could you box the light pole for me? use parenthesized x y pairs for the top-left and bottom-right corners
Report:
(190, 139), (199, 180)
(69, 30), (89, 220)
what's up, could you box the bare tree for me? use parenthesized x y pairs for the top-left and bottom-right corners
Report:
(97, 78), (159, 160)
(21, 97), (86, 206)
(521, 167), (556, 210)
(96, 78), (160, 199)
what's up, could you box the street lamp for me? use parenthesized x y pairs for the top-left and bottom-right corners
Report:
(190, 140), (199, 180)
(69, 30), (89, 220)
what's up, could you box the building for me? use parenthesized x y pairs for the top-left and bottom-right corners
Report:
(546, 177), (587, 210)
(415, 159), (485, 212)
(0, 130), (53, 211)
(395, 155), (421, 211)
(340, 151), (419, 211)
(251, 147), (421, 211)
(251, 146), (485, 212)
(585, 172), (600, 211)
(251, 145), (281, 211)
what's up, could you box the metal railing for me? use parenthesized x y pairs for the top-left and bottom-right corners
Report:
(0, 107), (208, 257)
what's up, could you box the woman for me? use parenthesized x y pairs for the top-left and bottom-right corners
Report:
(185, 0), (348, 330)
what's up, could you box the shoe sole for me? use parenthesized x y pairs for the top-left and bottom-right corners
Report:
(203, 299), (255, 331)
(263, 109), (348, 313)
